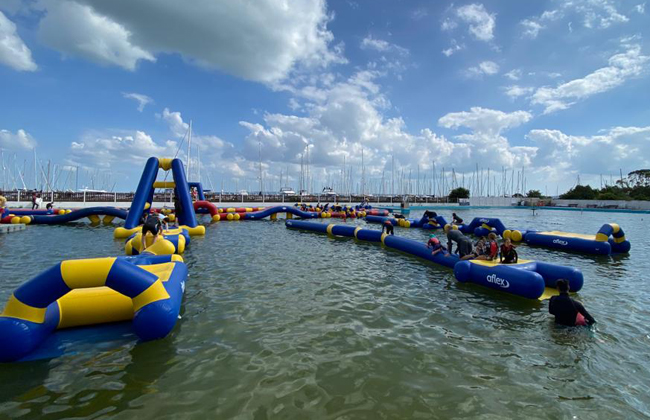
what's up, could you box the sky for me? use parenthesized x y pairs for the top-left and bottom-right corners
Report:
(0, 0), (649, 196)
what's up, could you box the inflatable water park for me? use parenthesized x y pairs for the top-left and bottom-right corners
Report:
(0, 156), (632, 362)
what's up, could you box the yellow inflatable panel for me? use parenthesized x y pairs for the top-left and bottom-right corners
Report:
(60, 258), (117, 289)
(153, 181), (175, 189)
(57, 287), (134, 329)
(158, 158), (173, 171)
(1, 295), (47, 324)
(469, 259), (532, 267)
(114, 226), (142, 238)
(538, 287), (560, 301)
(537, 231), (597, 240)
(180, 225), (205, 236)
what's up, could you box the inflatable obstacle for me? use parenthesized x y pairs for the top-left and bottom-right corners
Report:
(0, 254), (187, 362)
(124, 227), (191, 256)
(365, 214), (631, 255)
(524, 223), (630, 255)
(115, 157), (205, 238)
(285, 220), (583, 300)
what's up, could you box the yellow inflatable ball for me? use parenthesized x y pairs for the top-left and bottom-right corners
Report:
(511, 230), (523, 242)
(502, 229), (512, 240)
(226, 213), (234, 221)
(58, 209), (66, 215)
(452, 224), (459, 230)
(234, 213), (241, 220)
(10, 216), (20, 224)
(218, 208), (224, 213)
(211, 214), (221, 222)
(20, 216), (31, 224)
(144, 202), (151, 210)
(167, 214), (176, 222)
(65, 209), (72, 214)
(404, 221), (411, 228)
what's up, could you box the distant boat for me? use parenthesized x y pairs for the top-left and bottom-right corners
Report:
(321, 187), (336, 196)
(280, 187), (296, 195)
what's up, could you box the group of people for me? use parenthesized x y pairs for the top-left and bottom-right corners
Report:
(441, 226), (519, 263)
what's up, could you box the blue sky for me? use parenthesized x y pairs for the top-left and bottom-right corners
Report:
(0, 0), (649, 195)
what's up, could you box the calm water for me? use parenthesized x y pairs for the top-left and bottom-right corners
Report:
(0, 208), (649, 419)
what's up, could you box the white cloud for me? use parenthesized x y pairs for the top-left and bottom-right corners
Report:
(0, 129), (37, 150)
(122, 92), (153, 112)
(36, 0), (344, 83)
(521, 19), (543, 39)
(411, 8), (428, 20)
(504, 69), (522, 80)
(531, 45), (649, 114)
(161, 108), (189, 138)
(439, 107), (532, 136)
(467, 61), (499, 77)
(456, 4), (496, 42)
(360, 35), (408, 56)
(527, 125), (650, 175)
(441, 18), (458, 31)
(442, 39), (464, 57)
(504, 85), (534, 98)
(635, 3), (646, 14)
(38, 1), (155, 71)
(0, 11), (37, 71)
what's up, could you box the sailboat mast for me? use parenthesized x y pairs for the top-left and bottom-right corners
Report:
(187, 120), (192, 180)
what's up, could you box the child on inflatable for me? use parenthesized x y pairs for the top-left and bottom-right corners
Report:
(500, 238), (518, 264)
(382, 219), (394, 235)
(426, 234), (446, 256)
(549, 279), (596, 326)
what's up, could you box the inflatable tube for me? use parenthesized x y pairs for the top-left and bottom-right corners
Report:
(125, 227), (190, 256)
(171, 158), (198, 228)
(124, 157), (159, 229)
(285, 221), (584, 300)
(30, 207), (128, 225)
(4, 208), (55, 216)
(523, 223), (631, 255)
(0, 255), (187, 362)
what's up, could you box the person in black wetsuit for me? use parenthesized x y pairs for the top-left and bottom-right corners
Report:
(549, 279), (596, 326)
(423, 210), (437, 219)
(382, 219), (394, 235)
(452, 212), (463, 224)
(444, 224), (473, 258)
(173, 194), (183, 223)
(141, 213), (163, 251)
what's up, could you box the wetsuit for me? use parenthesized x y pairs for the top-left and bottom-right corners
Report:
(500, 244), (518, 263)
(447, 229), (473, 257)
(549, 293), (596, 326)
(142, 214), (162, 239)
(382, 220), (394, 235)
(423, 210), (438, 218)
(452, 215), (463, 224)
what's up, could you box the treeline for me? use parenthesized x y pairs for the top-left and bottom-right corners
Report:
(560, 170), (650, 201)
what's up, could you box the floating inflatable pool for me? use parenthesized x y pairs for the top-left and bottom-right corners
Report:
(0, 254), (187, 362)
(285, 220), (583, 300)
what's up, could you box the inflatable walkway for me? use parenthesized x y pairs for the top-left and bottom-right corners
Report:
(115, 157), (205, 238)
(124, 227), (191, 256)
(285, 220), (583, 300)
(0, 254), (187, 362)
(366, 215), (630, 255)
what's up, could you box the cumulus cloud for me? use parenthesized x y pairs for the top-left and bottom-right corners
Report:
(36, 0), (344, 83)
(161, 108), (189, 138)
(456, 4), (496, 42)
(439, 107), (532, 136)
(360, 35), (409, 56)
(521, 19), (543, 38)
(527, 125), (650, 175)
(504, 69), (522, 81)
(531, 45), (649, 113)
(442, 39), (464, 57)
(122, 92), (153, 112)
(0, 11), (37, 71)
(466, 61), (499, 77)
(38, 1), (155, 71)
(503, 85), (534, 98)
(0, 129), (37, 150)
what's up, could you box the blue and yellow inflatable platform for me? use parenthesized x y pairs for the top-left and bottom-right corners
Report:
(0, 254), (187, 362)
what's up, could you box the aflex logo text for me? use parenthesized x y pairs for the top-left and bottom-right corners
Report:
(486, 274), (510, 288)
(553, 239), (568, 246)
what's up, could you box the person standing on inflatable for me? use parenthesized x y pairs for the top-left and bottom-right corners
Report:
(549, 279), (596, 326)
(382, 219), (394, 235)
(452, 213), (463, 224)
(444, 224), (473, 258)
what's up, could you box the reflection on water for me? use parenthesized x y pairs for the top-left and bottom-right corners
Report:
(1, 209), (649, 419)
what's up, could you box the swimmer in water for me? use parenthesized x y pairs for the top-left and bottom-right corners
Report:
(549, 279), (596, 326)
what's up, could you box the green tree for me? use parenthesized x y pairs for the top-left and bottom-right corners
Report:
(527, 189), (543, 198)
(448, 187), (470, 200)
(560, 185), (598, 200)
